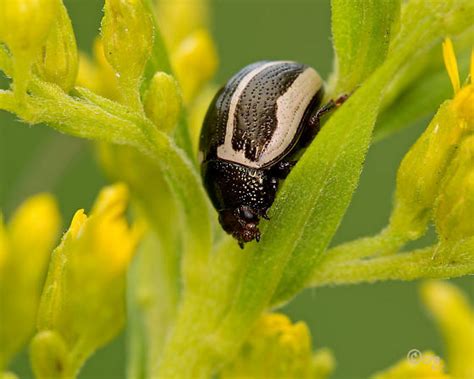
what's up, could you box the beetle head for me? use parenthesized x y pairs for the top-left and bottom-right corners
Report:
(219, 206), (261, 247)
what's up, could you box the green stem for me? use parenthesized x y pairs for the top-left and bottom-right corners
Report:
(309, 246), (474, 287)
(117, 76), (144, 114)
(155, 238), (248, 378)
(322, 227), (407, 265)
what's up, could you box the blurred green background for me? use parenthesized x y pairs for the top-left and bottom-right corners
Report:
(1, 1), (472, 378)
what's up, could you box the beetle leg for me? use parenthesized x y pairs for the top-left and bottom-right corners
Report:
(270, 160), (296, 179)
(306, 93), (349, 136)
(308, 94), (349, 129)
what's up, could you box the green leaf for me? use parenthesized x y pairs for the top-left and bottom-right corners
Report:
(218, 0), (403, 320)
(328, 0), (401, 95)
(273, 0), (474, 306)
(156, 1), (474, 376)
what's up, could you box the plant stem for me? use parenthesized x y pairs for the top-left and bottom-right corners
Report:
(322, 227), (406, 265)
(310, 246), (474, 287)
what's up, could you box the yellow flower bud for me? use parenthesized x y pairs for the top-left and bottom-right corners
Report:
(30, 330), (69, 379)
(76, 38), (121, 100)
(35, 1), (78, 92)
(172, 29), (218, 104)
(36, 184), (140, 375)
(389, 102), (463, 240)
(0, 194), (60, 371)
(388, 39), (472, 242)
(312, 348), (335, 379)
(0, 0), (58, 97)
(421, 281), (474, 379)
(0, 372), (18, 379)
(371, 351), (450, 379)
(155, 0), (209, 50)
(101, 0), (154, 109)
(144, 71), (181, 134)
(0, 0), (57, 53)
(434, 136), (474, 244)
(221, 313), (332, 379)
(76, 53), (100, 93)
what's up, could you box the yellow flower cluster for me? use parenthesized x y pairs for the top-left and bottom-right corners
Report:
(0, 0), (78, 98)
(372, 351), (451, 379)
(76, 0), (218, 150)
(0, 183), (140, 378)
(31, 184), (140, 378)
(156, 0), (218, 105)
(221, 313), (334, 379)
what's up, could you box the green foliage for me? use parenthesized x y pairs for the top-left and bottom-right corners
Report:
(0, 0), (473, 378)
(329, 0), (400, 95)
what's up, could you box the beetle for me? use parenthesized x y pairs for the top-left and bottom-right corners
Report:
(199, 61), (344, 247)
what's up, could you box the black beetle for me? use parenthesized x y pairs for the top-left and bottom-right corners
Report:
(199, 61), (344, 247)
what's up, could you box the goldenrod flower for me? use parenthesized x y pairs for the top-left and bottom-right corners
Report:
(144, 71), (182, 134)
(371, 351), (450, 379)
(0, 194), (60, 371)
(32, 184), (140, 378)
(155, 0), (218, 105)
(34, 1), (78, 92)
(101, 0), (154, 110)
(76, 38), (121, 101)
(221, 313), (334, 379)
(155, 0), (210, 51)
(388, 39), (473, 243)
(171, 29), (218, 104)
(421, 281), (474, 379)
(435, 136), (474, 246)
(0, 0), (58, 98)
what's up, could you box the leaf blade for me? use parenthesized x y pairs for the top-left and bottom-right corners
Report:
(329, 0), (401, 95)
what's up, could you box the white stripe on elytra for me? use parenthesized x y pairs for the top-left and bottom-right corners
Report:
(217, 61), (289, 168)
(259, 67), (322, 165)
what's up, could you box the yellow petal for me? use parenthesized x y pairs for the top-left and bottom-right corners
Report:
(68, 209), (87, 239)
(155, 0), (210, 50)
(442, 38), (460, 95)
(8, 193), (60, 267)
(172, 29), (218, 104)
(35, 184), (140, 374)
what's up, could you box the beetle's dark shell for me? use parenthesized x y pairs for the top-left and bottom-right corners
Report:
(199, 61), (324, 246)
